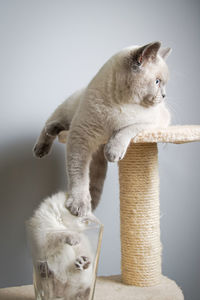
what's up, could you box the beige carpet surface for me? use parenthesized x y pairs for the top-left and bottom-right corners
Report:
(58, 125), (200, 145)
(0, 275), (184, 300)
(95, 275), (184, 300)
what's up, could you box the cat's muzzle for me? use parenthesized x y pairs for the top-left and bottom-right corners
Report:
(142, 95), (162, 107)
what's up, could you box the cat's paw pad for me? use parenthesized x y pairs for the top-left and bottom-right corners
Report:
(65, 196), (91, 217)
(75, 256), (91, 271)
(33, 142), (51, 158)
(65, 234), (80, 246)
(104, 142), (127, 162)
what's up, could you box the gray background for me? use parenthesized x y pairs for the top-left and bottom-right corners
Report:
(0, 0), (200, 299)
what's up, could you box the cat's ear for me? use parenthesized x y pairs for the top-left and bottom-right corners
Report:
(159, 47), (172, 60)
(134, 42), (161, 66)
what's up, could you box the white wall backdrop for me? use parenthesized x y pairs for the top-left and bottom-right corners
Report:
(0, 1), (200, 299)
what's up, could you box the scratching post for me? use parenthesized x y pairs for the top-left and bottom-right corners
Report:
(58, 125), (200, 300)
(119, 143), (161, 286)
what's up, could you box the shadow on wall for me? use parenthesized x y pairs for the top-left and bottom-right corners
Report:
(0, 137), (66, 288)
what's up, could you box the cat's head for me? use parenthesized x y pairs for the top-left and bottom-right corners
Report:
(113, 42), (171, 106)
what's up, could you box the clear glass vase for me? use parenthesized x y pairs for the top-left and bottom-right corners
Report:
(26, 215), (103, 300)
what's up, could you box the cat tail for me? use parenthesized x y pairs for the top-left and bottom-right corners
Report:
(89, 145), (108, 210)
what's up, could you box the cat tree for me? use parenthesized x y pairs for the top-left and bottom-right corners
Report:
(1, 126), (200, 300)
(59, 125), (200, 300)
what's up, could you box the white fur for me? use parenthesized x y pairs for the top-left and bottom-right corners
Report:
(27, 192), (93, 300)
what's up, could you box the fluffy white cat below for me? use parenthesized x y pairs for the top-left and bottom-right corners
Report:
(27, 192), (100, 300)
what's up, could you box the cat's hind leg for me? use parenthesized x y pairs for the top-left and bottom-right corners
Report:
(37, 261), (54, 279)
(33, 120), (68, 158)
(33, 90), (83, 158)
(89, 145), (108, 211)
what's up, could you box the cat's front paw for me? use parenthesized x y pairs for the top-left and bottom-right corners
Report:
(104, 139), (128, 162)
(65, 234), (80, 246)
(65, 194), (91, 217)
(75, 256), (91, 271)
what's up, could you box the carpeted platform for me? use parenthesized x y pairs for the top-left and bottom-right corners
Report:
(0, 275), (184, 300)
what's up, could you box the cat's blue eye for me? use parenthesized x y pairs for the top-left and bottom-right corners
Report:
(156, 79), (161, 85)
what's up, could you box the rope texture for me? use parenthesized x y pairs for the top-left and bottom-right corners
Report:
(119, 143), (161, 287)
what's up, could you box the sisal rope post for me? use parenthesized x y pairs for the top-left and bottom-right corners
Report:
(119, 143), (161, 287)
(58, 125), (200, 297)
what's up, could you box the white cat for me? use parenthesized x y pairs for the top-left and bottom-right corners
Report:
(34, 42), (171, 217)
(27, 192), (94, 300)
